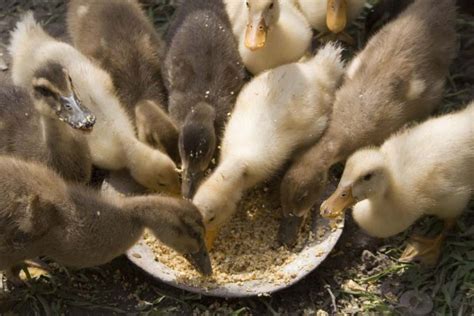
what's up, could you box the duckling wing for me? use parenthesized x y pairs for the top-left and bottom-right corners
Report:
(0, 195), (56, 252)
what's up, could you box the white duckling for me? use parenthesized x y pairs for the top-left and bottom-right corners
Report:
(193, 43), (345, 247)
(321, 102), (474, 265)
(9, 12), (179, 193)
(224, 0), (312, 75)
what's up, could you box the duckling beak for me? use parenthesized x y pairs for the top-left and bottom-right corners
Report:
(58, 94), (96, 131)
(320, 186), (355, 218)
(184, 242), (213, 276)
(245, 17), (267, 51)
(326, 0), (348, 34)
(182, 169), (204, 199)
(278, 213), (305, 247)
(205, 228), (219, 251)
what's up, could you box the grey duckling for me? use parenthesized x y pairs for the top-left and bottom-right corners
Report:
(163, 0), (246, 198)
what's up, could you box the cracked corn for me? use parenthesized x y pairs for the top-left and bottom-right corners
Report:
(144, 187), (329, 288)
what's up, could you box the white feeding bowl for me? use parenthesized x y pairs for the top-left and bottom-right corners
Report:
(127, 214), (343, 298)
(102, 170), (344, 297)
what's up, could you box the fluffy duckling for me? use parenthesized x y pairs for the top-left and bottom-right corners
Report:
(9, 13), (180, 193)
(320, 102), (474, 265)
(67, 0), (179, 162)
(0, 156), (211, 285)
(278, 0), (457, 246)
(163, 0), (246, 198)
(224, 0), (312, 74)
(296, 0), (366, 42)
(0, 66), (94, 183)
(193, 44), (345, 248)
(366, 0), (474, 38)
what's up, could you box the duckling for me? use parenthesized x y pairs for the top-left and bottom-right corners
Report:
(295, 0), (366, 43)
(320, 102), (474, 265)
(224, 0), (312, 74)
(67, 0), (179, 162)
(163, 0), (246, 198)
(0, 156), (211, 285)
(0, 66), (94, 183)
(278, 0), (457, 246)
(9, 12), (180, 193)
(366, 0), (474, 38)
(193, 43), (345, 248)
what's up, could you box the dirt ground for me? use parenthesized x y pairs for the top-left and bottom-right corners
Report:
(0, 1), (473, 315)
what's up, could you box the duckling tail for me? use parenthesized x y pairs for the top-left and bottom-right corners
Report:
(8, 11), (48, 58)
(310, 43), (345, 91)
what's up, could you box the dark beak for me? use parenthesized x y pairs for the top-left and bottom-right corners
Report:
(278, 213), (305, 247)
(58, 94), (96, 131)
(181, 169), (204, 199)
(184, 242), (212, 276)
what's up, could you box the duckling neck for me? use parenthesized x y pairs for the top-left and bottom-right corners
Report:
(120, 195), (173, 228)
(121, 136), (156, 171)
(39, 116), (90, 181)
(352, 173), (420, 238)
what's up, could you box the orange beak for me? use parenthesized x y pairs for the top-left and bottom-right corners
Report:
(245, 18), (268, 51)
(326, 0), (348, 34)
(205, 227), (219, 251)
(320, 186), (356, 218)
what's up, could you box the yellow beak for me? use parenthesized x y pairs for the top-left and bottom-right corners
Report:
(326, 0), (348, 34)
(205, 227), (219, 251)
(245, 18), (268, 51)
(320, 186), (356, 218)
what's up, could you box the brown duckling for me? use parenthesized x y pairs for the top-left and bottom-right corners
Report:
(0, 156), (212, 285)
(278, 0), (457, 246)
(163, 0), (246, 198)
(67, 0), (179, 161)
(0, 64), (94, 183)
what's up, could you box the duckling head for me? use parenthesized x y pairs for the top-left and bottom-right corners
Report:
(320, 148), (388, 218)
(278, 166), (328, 247)
(179, 102), (217, 199)
(244, 0), (280, 51)
(31, 62), (96, 131)
(144, 197), (212, 275)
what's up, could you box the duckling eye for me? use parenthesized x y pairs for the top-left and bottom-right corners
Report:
(246, 1), (249, 8)
(208, 216), (216, 223)
(269, 2), (274, 9)
(363, 173), (373, 181)
(36, 87), (55, 98)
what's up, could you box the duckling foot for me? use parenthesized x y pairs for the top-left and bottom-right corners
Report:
(399, 234), (444, 266)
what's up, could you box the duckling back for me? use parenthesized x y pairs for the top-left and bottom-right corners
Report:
(67, 0), (167, 117)
(332, 0), (457, 155)
(221, 43), (344, 164)
(381, 102), (474, 216)
(163, 0), (245, 128)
